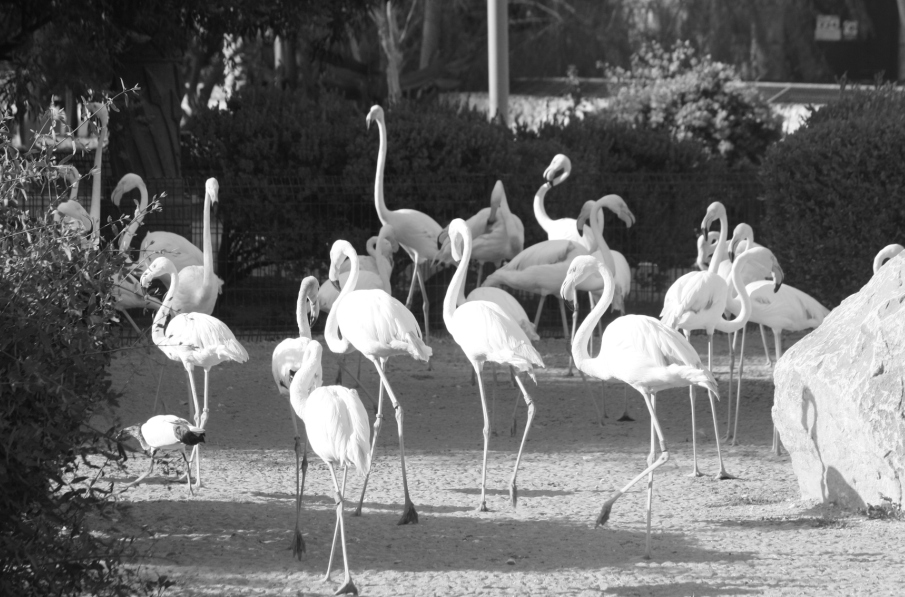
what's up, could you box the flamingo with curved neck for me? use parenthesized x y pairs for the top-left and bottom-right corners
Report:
(873, 243), (904, 274)
(324, 239), (431, 525)
(85, 102), (108, 245)
(533, 154), (579, 243)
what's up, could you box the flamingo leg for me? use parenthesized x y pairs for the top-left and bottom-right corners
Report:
(185, 368), (199, 425)
(760, 324), (772, 367)
(371, 358), (418, 524)
(558, 297), (574, 376)
(597, 390), (669, 560)
(731, 325), (747, 447)
(473, 361), (491, 512)
(353, 378), (385, 516)
(724, 331), (736, 438)
(199, 368), (211, 429)
(121, 452), (156, 490)
(509, 365), (517, 388)
(533, 294), (547, 330)
(571, 298), (603, 426)
(336, 359), (378, 414)
(415, 259), (430, 343)
(185, 368), (204, 488)
(705, 333), (735, 479)
(403, 249), (418, 309)
(323, 464), (356, 596)
(509, 387), (520, 437)
(772, 329), (784, 456)
(645, 394), (657, 557)
(509, 373), (537, 508)
(325, 466), (349, 581)
(489, 362), (498, 437)
(684, 330), (702, 477)
(291, 400), (308, 559)
(617, 385), (634, 421)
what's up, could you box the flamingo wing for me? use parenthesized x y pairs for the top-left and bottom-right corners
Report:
(660, 271), (726, 329)
(304, 385), (371, 475)
(166, 313), (249, 364)
(452, 302), (544, 374)
(389, 209), (442, 262)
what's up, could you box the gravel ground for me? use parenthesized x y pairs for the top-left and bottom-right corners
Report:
(99, 327), (903, 597)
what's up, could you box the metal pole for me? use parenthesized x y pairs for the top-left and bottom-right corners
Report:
(487, 0), (509, 125)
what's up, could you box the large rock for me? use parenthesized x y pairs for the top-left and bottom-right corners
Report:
(773, 253), (905, 509)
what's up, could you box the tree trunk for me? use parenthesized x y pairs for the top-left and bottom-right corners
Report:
(898, 0), (905, 80)
(750, 0), (787, 80)
(420, 0), (441, 69)
(372, 1), (404, 104)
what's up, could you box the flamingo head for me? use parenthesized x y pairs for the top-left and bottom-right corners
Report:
(328, 240), (355, 290)
(574, 200), (598, 235)
(300, 276), (320, 325)
(448, 218), (470, 263)
(700, 201), (727, 238)
(205, 178), (219, 204)
(111, 173), (143, 207)
(728, 223), (754, 262)
(596, 194), (635, 228)
(770, 258), (784, 293)
(436, 227), (449, 250)
(488, 180), (505, 227)
(560, 254), (600, 309)
(378, 224), (399, 252)
(696, 231), (720, 271)
(543, 154), (571, 186)
(86, 102), (109, 129)
(139, 256), (177, 289)
(366, 105), (385, 130)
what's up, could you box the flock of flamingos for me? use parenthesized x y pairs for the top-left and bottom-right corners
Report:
(57, 103), (903, 595)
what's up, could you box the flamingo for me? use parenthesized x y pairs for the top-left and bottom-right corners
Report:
(118, 415), (205, 496)
(435, 180), (525, 286)
(443, 218), (544, 510)
(271, 276), (320, 558)
(695, 231), (721, 271)
(85, 102), (108, 246)
(561, 254), (720, 559)
(367, 105), (442, 341)
(288, 341), (369, 595)
(139, 256), (248, 487)
(337, 224), (398, 277)
(660, 202), (780, 478)
(873, 244), (904, 274)
(724, 250), (828, 453)
(52, 165), (92, 239)
(324, 239), (431, 525)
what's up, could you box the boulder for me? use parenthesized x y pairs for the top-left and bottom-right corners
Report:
(773, 253), (905, 510)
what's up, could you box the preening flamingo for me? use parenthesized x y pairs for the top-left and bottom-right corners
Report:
(873, 243), (904, 274)
(118, 414), (205, 495)
(435, 180), (525, 286)
(337, 224), (399, 277)
(724, 250), (827, 453)
(367, 105), (442, 340)
(288, 340), (369, 595)
(271, 276), (319, 557)
(561, 254), (720, 559)
(324, 239), (431, 525)
(443, 218), (544, 510)
(660, 203), (779, 478)
(140, 256), (248, 488)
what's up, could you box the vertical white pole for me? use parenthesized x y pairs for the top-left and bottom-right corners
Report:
(487, 0), (509, 125)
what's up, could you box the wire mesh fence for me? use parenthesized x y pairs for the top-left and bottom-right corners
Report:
(24, 168), (766, 340)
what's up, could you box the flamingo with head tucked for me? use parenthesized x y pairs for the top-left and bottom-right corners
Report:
(324, 239), (431, 525)
(561, 254), (720, 560)
(367, 105), (442, 341)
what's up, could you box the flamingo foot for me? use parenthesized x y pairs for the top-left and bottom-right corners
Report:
(716, 470), (736, 481)
(352, 505), (363, 517)
(688, 467), (703, 478)
(334, 579), (358, 596)
(509, 419), (517, 437)
(617, 413), (635, 422)
(509, 481), (518, 508)
(596, 500), (615, 527)
(478, 501), (489, 513)
(397, 501), (418, 525)
(291, 529), (306, 560)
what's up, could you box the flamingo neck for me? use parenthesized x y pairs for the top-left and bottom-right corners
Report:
(324, 246), (359, 354)
(119, 178), (148, 257)
(717, 255), (752, 334)
(296, 290), (311, 340)
(707, 211), (729, 274)
(374, 117), (391, 225)
(151, 268), (179, 347)
(89, 122), (106, 242)
(532, 183), (555, 235)
(202, 188), (213, 285)
(589, 209), (616, 275)
(288, 358), (317, 419)
(443, 233), (471, 329)
(573, 263), (616, 371)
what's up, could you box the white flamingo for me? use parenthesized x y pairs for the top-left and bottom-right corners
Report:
(324, 239), (431, 525)
(140, 256), (248, 487)
(724, 249), (828, 454)
(660, 202), (780, 478)
(435, 180), (525, 286)
(85, 102), (108, 245)
(873, 243), (904, 274)
(288, 340), (369, 595)
(367, 105), (442, 340)
(561, 254), (720, 559)
(337, 224), (398, 277)
(271, 276), (319, 557)
(443, 218), (544, 511)
(52, 165), (92, 239)
(118, 414), (205, 495)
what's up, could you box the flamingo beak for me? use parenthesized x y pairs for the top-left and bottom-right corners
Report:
(437, 228), (449, 250)
(772, 263), (785, 293)
(331, 279), (341, 292)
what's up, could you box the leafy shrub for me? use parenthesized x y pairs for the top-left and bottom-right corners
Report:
(0, 117), (139, 595)
(601, 41), (783, 165)
(760, 85), (905, 307)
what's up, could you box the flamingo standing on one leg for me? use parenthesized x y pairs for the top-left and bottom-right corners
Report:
(443, 218), (545, 511)
(117, 415), (205, 495)
(872, 243), (904, 275)
(288, 340), (369, 595)
(271, 276), (319, 558)
(140, 257), (248, 488)
(324, 240), (431, 525)
(561, 254), (720, 559)
(367, 105), (441, 341)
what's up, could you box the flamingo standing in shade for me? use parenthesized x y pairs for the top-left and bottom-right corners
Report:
(872, 244), (904, 274)
(724, 247), (828, 453)
(367, 105), (442, 340)
(52, 165), (92, 239)
(661, 202), (780, 478)
(324, 239), (431, 525)
(271, 276), (320, 558)
(443, 218), (544, 510)
(140, 257), (248, 487)
(561, 254), (720, 559)
(118, 415), (205, 495)
(288, 340), (369, 595)
(435, 180), (525, 286)
(85, 102), (108, 246)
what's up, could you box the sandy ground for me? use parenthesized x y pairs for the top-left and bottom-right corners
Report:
(98, 327), (904, 597)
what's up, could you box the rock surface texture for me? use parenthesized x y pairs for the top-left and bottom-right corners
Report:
(773, 253), (905, 509)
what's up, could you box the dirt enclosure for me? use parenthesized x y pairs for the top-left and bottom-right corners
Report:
(101, 329), (903, 597)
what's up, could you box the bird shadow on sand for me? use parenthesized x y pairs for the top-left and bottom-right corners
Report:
(604, 580), (763, 596)
(116, 498), (754, 576)
(446, 486), (574, 498)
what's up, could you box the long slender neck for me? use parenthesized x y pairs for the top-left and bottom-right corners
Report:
(324, 247), (358, 354)
(589, 209), (616, 275)
(296, 293), (311, 339)
(716, 257), (752, 334)
(151, 269), (179, 345)
(288, 361), (317, 420)
(120, 180), (148, 257)
(707, 211), (729, 274)
(89, 121), (106, 241)
(374, 118), (391, 225)
(202, 188), (213, 285)
(572, 263), (615, 371)
(532, 183), (555, 234)
(443, 233), (471, 329)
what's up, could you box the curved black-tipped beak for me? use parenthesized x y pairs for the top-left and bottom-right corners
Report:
(437, 228), (449, 250)
(331, 279), (341, 292)
(729, 250), (736, 263)
(700, 226), (709, 239)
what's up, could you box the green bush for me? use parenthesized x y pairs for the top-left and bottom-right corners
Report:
(0, 118), (139, 595)
(760, 85), (905, 308)
(601, 41), (783, 166)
